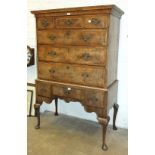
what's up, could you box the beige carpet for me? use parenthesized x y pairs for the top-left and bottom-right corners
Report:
(28, 112), (128, 155)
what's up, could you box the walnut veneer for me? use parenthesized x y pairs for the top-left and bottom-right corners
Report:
(31, 5), (124, 151)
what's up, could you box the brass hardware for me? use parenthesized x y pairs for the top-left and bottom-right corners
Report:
(91, 18), (101, 25)
(66, 12), (71, 15)
(63, 87), (72, 95)
(90, 96), (98, 102)
(48, 51), (56, 56)
(82, 53), (90, 60)
(82, 72), (89, 78)
(66, 66), (70, 69)
(64, 19), (73, 26)
(80, 35), (91, 42)
(48, 35), (56, 41)
(41, 20), (49, 28)
(49, 69), (56, 73)
(65, 31), (71, 37)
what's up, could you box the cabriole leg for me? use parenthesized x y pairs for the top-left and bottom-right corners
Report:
(113, 103), (119, 130)
(34, 103), (41, 129)
(98, 116), (110, 151)
(55, 98), (58, 116)
(102, 116), (110, 151)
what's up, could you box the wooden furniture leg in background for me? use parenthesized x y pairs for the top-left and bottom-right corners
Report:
(55, 98), (58, 116)
(34, 103), (41, 129)
(113, 103), (119, 130)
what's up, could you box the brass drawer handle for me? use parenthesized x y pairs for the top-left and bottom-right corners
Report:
(63, 87), (72, 95)
(91, 18), (101, 25)
(80, 35), (91, 42)
(82, 53), (90, 60)
(41, 20), (49, 27)
(66, 66), (70, 70)
(49, 69), (56, 73)
(64, 19), (73, 26)
(48, 35), (56, 41)
(82, 73), (89, 78)
(65, 31), (71, 37)
(48, 51), (56, 56)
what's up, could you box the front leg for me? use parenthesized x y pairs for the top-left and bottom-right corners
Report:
(113, 103), (119, 130)
(97, 116), (110, 151)
(34, 103), (41, 129)
(55, 98), (58, 116)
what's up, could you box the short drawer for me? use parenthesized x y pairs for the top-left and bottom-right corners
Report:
(37, 29), (107, 46)
(37, 81), (52, 97)
(52, 85), (84, 100)
(56, 16), (83, 28)
(85, 90), (106, 108)
(38, 62), (106, 88)
(37, 17), (54, 29)
(84, 15), (109, 28)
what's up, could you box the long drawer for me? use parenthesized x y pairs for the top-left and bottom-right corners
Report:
(37, 29), (107, 46)
(38, 45), (107, 66)
(38, 62), (106, 88)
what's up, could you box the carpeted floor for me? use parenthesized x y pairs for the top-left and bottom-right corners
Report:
(28, 112), (128, 155)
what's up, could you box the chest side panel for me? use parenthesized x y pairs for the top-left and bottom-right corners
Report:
(107, 15), (121, 86)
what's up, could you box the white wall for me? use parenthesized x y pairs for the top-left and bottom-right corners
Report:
(27, 0), (128, 128)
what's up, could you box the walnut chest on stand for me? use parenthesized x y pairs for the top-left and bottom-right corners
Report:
(31, 5), (124, 151)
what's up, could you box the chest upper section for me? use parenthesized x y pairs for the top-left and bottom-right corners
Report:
(32, 5), (123, 46)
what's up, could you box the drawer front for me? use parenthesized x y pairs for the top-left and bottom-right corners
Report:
(38, 62), (106, 87)
(37, 30), (107, 46)
(37, 96), (52, 103)
(38, 45), (68, 62)
(85, 90), (105, 107)
(84, 15), (109, 28)
(52, 85), (84, 100)
(68, 47), (107, 66)
(38, 45), (106, 66)
(37, 17), (54, 29)
(37, 81), (51, 97)
(56, 16), (83, 28)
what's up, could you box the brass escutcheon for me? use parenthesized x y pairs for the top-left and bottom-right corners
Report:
(41, 20), (49, 27)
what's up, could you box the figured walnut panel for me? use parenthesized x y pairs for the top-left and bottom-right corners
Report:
(84, 15), (109, 28)
(38, 45), (107, 66)
(37, 17), (54, 29)
(37, 29), (108, 46)
(36, 81), (52, 98)
(38, 45), (68, 62)
(85, 90), (106, 108)
(52, 85), (84, 100)
(38, 62), (106, 88)
(68, 47), (107, 66)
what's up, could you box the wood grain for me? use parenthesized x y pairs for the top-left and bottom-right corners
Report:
(38, 62), (106, 88)
(37, 29), (108, 46)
